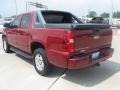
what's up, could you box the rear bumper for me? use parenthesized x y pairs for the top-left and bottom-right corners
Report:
(67, 48), (114, 69)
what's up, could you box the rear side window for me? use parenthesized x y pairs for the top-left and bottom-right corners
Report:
(42, 12), (72, 23)
(21, 14), (30, 28)
(41, 11), (82, 24)
(43, 14), (64, 23)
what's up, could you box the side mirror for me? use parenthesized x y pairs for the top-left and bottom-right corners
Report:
(11, 25), (18, 28)
(4, 22), (18, 28)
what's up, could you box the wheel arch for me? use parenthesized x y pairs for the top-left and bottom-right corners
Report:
(2, 35), (6, 39)
(30, 42), (45, 54)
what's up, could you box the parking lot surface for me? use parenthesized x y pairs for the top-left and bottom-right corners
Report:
(0, 29), (120, 90)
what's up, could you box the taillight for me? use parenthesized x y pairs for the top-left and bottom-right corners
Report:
(63, 31), (74, 52)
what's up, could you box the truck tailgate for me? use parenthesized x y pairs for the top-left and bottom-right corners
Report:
(73, 25), (112, 53)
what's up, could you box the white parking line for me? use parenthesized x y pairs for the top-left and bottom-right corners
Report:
(0, 50), (5, 55)
(118, 30), (120, 34)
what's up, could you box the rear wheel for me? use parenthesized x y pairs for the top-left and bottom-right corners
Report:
(33, 48), (52, 76)
(2, 37), (11, 53)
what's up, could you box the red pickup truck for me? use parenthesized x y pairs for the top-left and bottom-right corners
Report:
(2, 10), (114, 76)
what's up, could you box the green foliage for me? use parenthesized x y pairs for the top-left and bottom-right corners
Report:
(113, 11), (120, 18)
(86, 11), (97, 18)
(86, 11), (120, 19)
(100, 12), (109, 18)
(0, 14), (2, 18)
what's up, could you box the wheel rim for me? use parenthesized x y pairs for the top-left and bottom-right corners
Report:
(3, 39), (7, 51)
(35, 53), (44, 71)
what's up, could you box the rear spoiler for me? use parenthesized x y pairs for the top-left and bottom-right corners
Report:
(45, 24), (111, 30)
(73, 24), (111, 30)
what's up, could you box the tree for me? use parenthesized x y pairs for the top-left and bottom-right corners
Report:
(100, 12), (109, 18)
(113, 11), (120, 18)
(86, 11), (97, 18)
(0, 14), (2, 18)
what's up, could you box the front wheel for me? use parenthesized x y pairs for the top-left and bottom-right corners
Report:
(2, 37), (11, 53)
(33, 48), (52, 76)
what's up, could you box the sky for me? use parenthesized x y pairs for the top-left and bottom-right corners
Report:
(0, 0), (120, 17)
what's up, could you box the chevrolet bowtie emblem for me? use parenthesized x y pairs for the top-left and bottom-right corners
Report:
(93, 35), (100, 39)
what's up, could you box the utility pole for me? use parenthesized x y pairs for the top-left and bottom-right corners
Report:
(26, 1), (28, 12)
(14, 0), (18, 15)
(109, 0), (113, 25)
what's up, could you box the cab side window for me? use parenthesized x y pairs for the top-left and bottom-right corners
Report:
(12, 16), (21, 26)
(21, 14), (31, 29)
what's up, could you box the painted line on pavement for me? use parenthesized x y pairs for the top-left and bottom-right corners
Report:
(0, 50), (5, 55)
(47, 69), (68, 90)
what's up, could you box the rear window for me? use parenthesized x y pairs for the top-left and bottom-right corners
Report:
(43, 15), (64, 23)
(41, 11), (82, 24)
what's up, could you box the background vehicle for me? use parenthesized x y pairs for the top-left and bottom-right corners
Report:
(112, 19), (120, 28)
(0, 17), (14, 33)
(3, 18), (14, 23)
(90, 17), (109, 24)
(0, 19), (4, 33)
(0, 24), (4, 34)
(79, 17), (92, 23)
(2, 10), (113, 76)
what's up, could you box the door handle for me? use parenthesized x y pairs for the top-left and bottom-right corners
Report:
(24, 33), (30, 36)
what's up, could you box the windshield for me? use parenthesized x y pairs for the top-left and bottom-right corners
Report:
(41, 11), (83, 24)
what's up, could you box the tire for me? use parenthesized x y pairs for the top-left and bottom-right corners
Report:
(2, 37), (11, 53)
(33, 48), (52, 76)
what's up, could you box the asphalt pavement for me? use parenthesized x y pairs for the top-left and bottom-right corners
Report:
(0, 30), (120, 90)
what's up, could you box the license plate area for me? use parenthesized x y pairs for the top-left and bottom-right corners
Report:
(91, 52), (100, 61)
